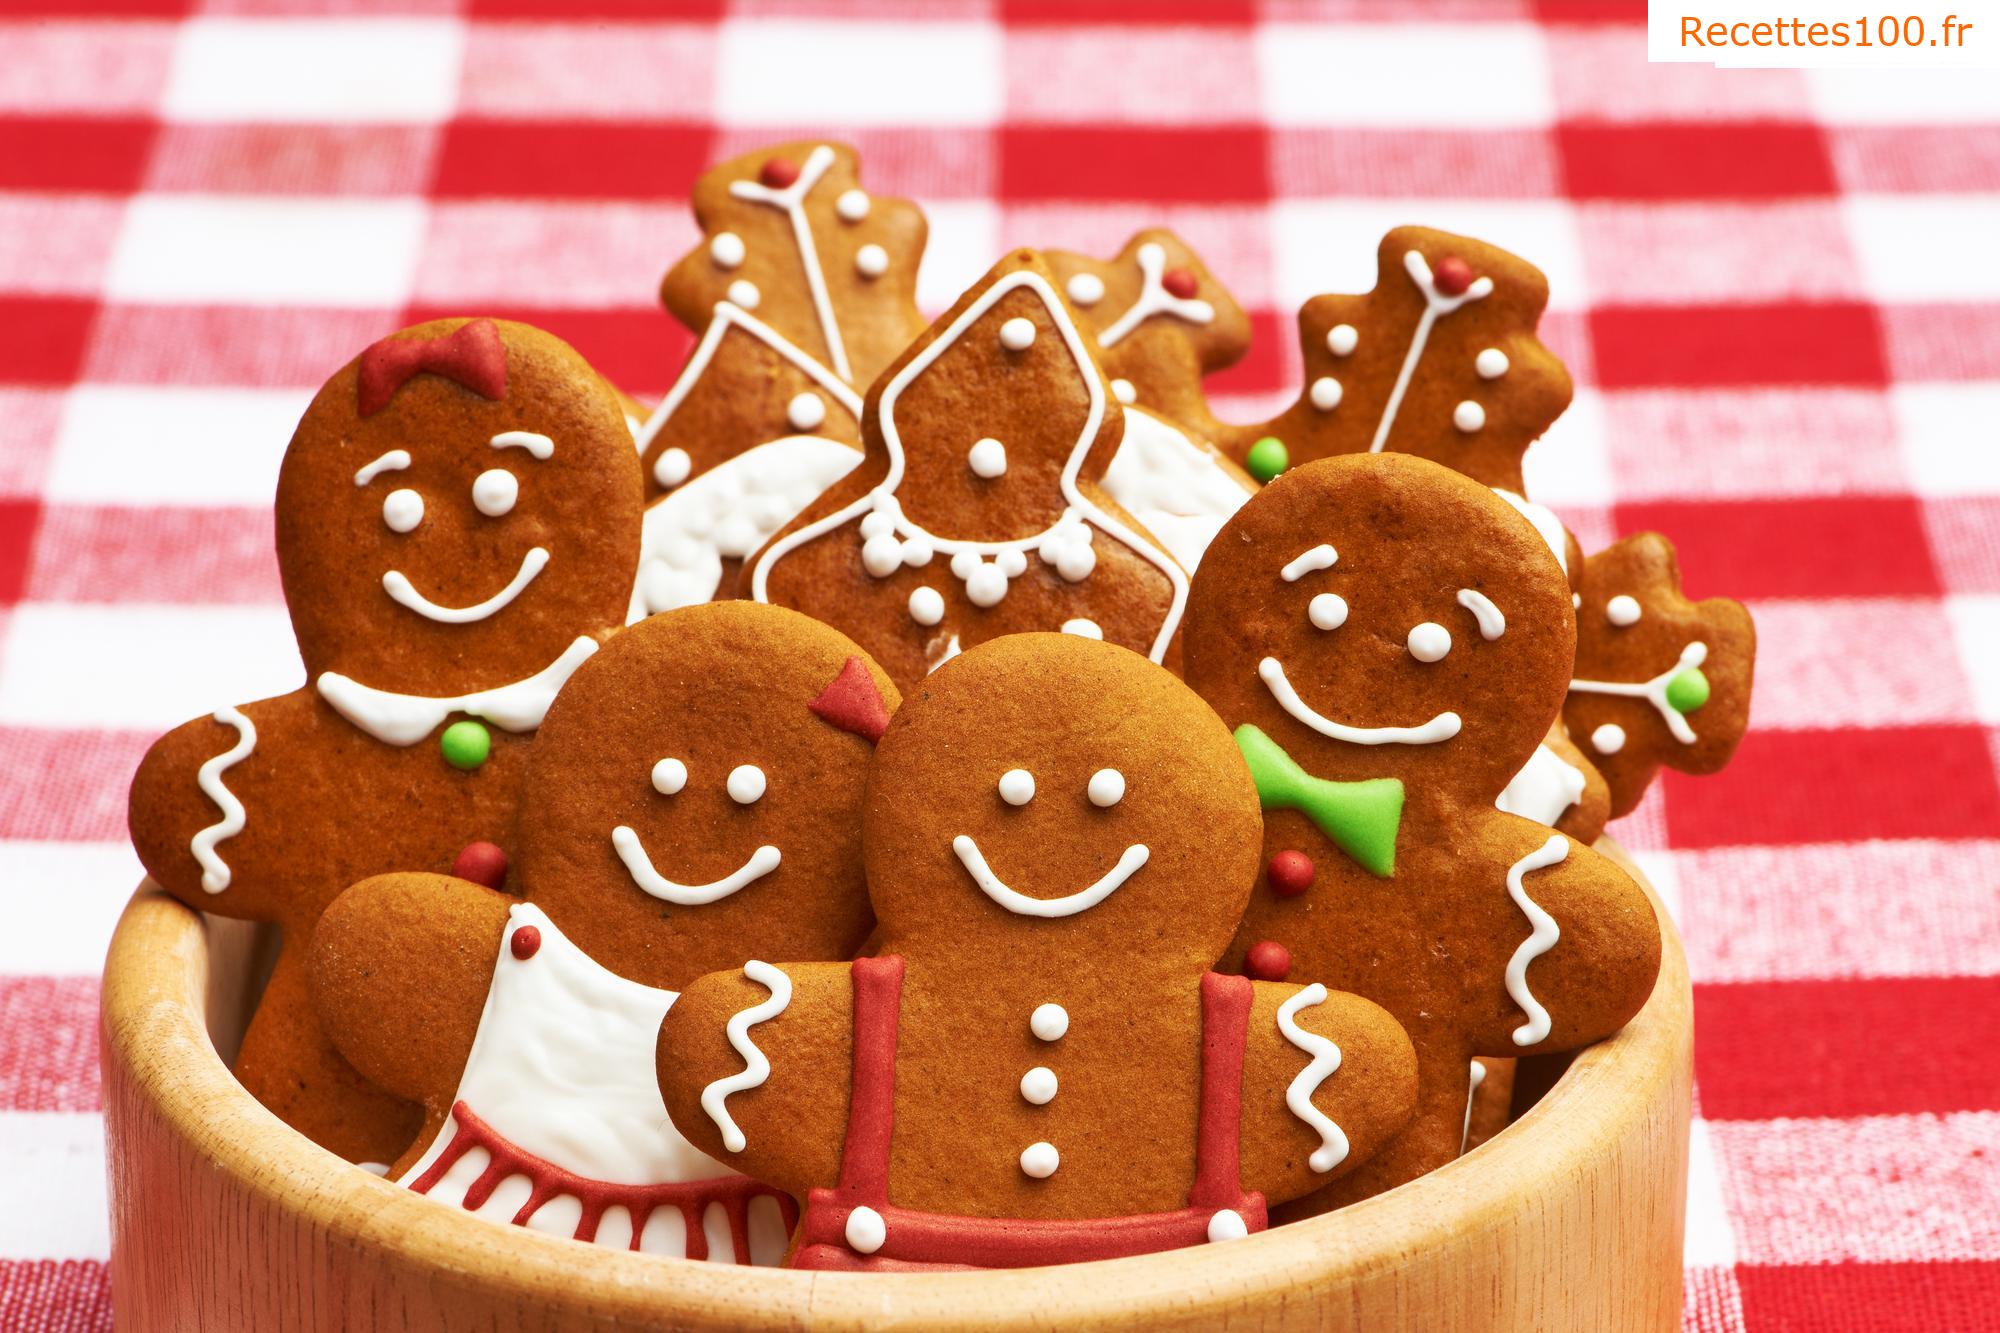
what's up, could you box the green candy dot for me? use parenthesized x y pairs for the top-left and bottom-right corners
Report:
(440, 720), (491, 771)
(1665, 668), (1710, 715)
(1245, 436), (1289, 484)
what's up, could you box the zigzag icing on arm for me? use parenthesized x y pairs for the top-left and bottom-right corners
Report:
(1504, 834), (1569, 1047)
(1275, 983), (1350, 1173)
(189, 706), (257, 894)
(699, 960), (794, 1154)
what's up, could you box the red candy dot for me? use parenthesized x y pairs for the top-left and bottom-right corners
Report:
(510, 926), (541, 960)
(1162, 268), (1199, 300)
(1245, 940), (1291, 982)
(759, 156), (801, 189)
(1267, 850), (1315, 898)
(451, 841), (508, 891)
(1432, 257), (1475, 296)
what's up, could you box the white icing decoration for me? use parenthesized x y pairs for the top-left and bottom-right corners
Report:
(998, 768), (1035, 806)
(1067, 273), (1104, 306)
(728, 146), (852, 379)
(1030, 1003), (1068, 1041)
(928, 634), (961, 671)
(854, 244), (888, 278)
(953, 835), (1147, 918)
(787, 391), (826, 432)
(651, 757), (687, 795)
(999, 316), (1036, 351)
(1571, 641), (1709, 744)
(1276, 983), (1350, 1173)
(1591, 723), (1626, 755)
(1406, 622), (1452, 663)
(1259, 656), (1461, 746)
(384, 547), (547, 624)
(1100, 408), (1250, 573)
(1574, 592), (1583, 609)
(1327, 324), (1358, 357)
(967, 436), (1007, 479)
(1457, 588), (1505, 640)
(727, 279), (760, 309)
(1492, 488), (1568, 577)
(613, 828), (780, 906)
(1109, 377), (1136, 404)
(1606, 594), (1642, 627)
(748, 270), (1189, 665)
(1097, 242), (1215, 349)
(1496, 743), (1587, 826)
(1461, 1059), (1487, 1155)
(699, 960), (792, 1153)
(844, 1204), (886, 1254)
(1087, 768), (1124, 808)
(358, 1161), (390, 1176)
(710, 232), (745, 268)
(1453, 400), (1486, 433)
(491, 430), (554, 460)
(727, 764), (765, 805)
(1476, 348), (1509, 380)
(472, 468), (517, 518)
(1504, 836), (1568, 1047)
(1309, 377), (1343, 412)
(1281, 545), (1337, 582)
(1019, 1141), (1059, 1179)
(315, 635), (596, 746)
(1370, 251), (1493, 454)
(653, 447), (692, 489)
(190, 706), (256, 894)
(1208, 1210), (1249, 1243)
(381, 488), (423, 534)
(908, 585), (944, 627)
(835, 189), (869, 222)
(353, 450), (409, 486)
(1061, 619), (1102, 640)
(1309, 593), (1348, 631)
(1019, 1067), (1057, 1105)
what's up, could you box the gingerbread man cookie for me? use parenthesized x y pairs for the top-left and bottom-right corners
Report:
(127, 318), (643, 1163)
(746, 251), (1190, 689)
(656, 633), (1417, 1269)
(1565, 532), (1756, 817)
(310, 603), (899, 1258)
(1182, 453), (1661, 1212)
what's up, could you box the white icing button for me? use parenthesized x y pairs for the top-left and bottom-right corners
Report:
(1061, 619), (1102, 640)
(968, 437), (1007, 479)
(1476, 347), (1510, 379)
(1327, 324), (1359, 357)
(1066, 273), (1104, 306)
(471, 468), (517, 518)
(710, 232), (745, 268)
(908, 586), (945, 627)
(382, 488), (423, 534)
(965, 562), (1010, 607)
(1453, 400), (1486, 433)
(844, 1205), (886, 1254)
(1110, 378), (1136, 405)
(653, 446), (692, 488)
(1591, 724), (1627, 755)
(1207, 1210), (1249, 1243)
(855, 243), (888, 278)
(1605, 594), (1642, 627)
(1407, 622), (1452, 663)
(1309, 376), (1343, 411)
(786, 391), (826, 432)
(1087, 768), (1125, 808)
(727, 279), (760, 309)
(835, 189), (870, 222)
(1020, 1066), (1058, 1105)
(999, 317), (1036, 351)
(1309, 592), (1348, 631)
(726, 764), (766, 805)
(651, 757), (687, 796)
(998, 768), (1035, 806)
(861, 533), (903, 578)
(1019, 1141), (1060, 1179)
(1030, 1003), (1068, 1041)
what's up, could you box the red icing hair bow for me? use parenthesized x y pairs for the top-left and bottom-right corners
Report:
(357, 318), (508, 417)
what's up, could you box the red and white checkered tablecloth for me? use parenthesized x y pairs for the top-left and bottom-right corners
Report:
(3, 1), (1997, 1327)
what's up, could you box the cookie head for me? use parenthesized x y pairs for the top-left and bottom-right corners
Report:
(865, 633), (1260, 969)
(1184, 454), (1574, 802)
(516, 602), (898, 989)
(276, 318), (642, 693)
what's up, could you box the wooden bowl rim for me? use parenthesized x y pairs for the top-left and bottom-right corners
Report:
(101, 842), (1689, 1329)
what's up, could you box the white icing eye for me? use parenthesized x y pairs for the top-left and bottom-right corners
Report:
(998, 768), (1035, 806)
(653, 446), (692, 488)
(471, 468), (517, 517)
(651, 757), (687, 796)
(381, 488), (423, 533)
(1087, 768), (1125, 808)
(1309, 592), (1348, 631)
(726, 764), (766, 805)
(999, 317), (1036, 351)
(1606, 594), (1642, 627)
(727, 279), (760, 309)
(967, 437), (1007, 479)
(1407, 622), (1452, 663)
(1066, 273), (1104, 306)
(787, 391), (826, 432)
(855, 244), (888, 278)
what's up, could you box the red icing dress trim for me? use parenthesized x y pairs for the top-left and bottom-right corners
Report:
(407, 1099), (797, 1261)
(790, 957), (1266, 1271)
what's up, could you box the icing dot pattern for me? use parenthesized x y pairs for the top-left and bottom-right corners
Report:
(1030, 1003), (1068, 1041)
(727, 764), (766, 805)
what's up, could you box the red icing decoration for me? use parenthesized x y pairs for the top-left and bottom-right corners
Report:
(509, 925), (541, 960)
(759, 156), (801, 189)
(452, 841), (509, 891)
(357, 318), (506, 418)
(1244, 940), (1290, 982)
(1266, 850), (1314, 898)
(1161, 268), (1199, 300)
(790, 957), (1266, 1271)
(1431, 257), (1475, 297)
(808, 656), (891, 744)
(407, 1100), (795, 1259)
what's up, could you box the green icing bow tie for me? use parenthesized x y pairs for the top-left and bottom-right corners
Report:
(1234, 725), (1404, 878)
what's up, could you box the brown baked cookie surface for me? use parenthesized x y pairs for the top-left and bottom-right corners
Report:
(1180, 453), (1661, 1214)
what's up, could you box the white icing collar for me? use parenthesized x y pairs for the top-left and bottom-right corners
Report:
(315, 635), (599, 746)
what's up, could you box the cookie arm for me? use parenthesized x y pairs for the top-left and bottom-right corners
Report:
(657, 961), (855, 1200)
(1236, 981), (1418, 1205)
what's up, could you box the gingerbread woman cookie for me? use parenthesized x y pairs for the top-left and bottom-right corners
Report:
(1565, 532), (1756, 817)
(656, 633), (1418, 1269)
(310, 603), (899, 1258)
(1182, 452), (1661, 1212)
(127, 318), (643, 1163)
(1098, 405), (1257, 574)
(746, 251), (1190, 689)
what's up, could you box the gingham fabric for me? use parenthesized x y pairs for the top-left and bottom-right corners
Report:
(2, 1), (1997, 1328)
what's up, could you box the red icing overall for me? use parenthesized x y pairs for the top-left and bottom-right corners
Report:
(791, 955), (1267, 1271)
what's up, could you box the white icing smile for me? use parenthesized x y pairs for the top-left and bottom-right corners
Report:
(382, 547), (549, 624)
(611, 826), (781, 906)
(952, 835), (1148, 919)
(1258, 656), (1461, 746)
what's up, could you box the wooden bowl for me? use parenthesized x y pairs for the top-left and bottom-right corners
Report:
(101, 843), (1690, 1331)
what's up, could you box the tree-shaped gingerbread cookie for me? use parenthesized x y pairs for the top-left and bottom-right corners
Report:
(1182, 453), (1662, 1212)
(657, 633), (1418, 1269)
(128, 318), (643, 1162)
